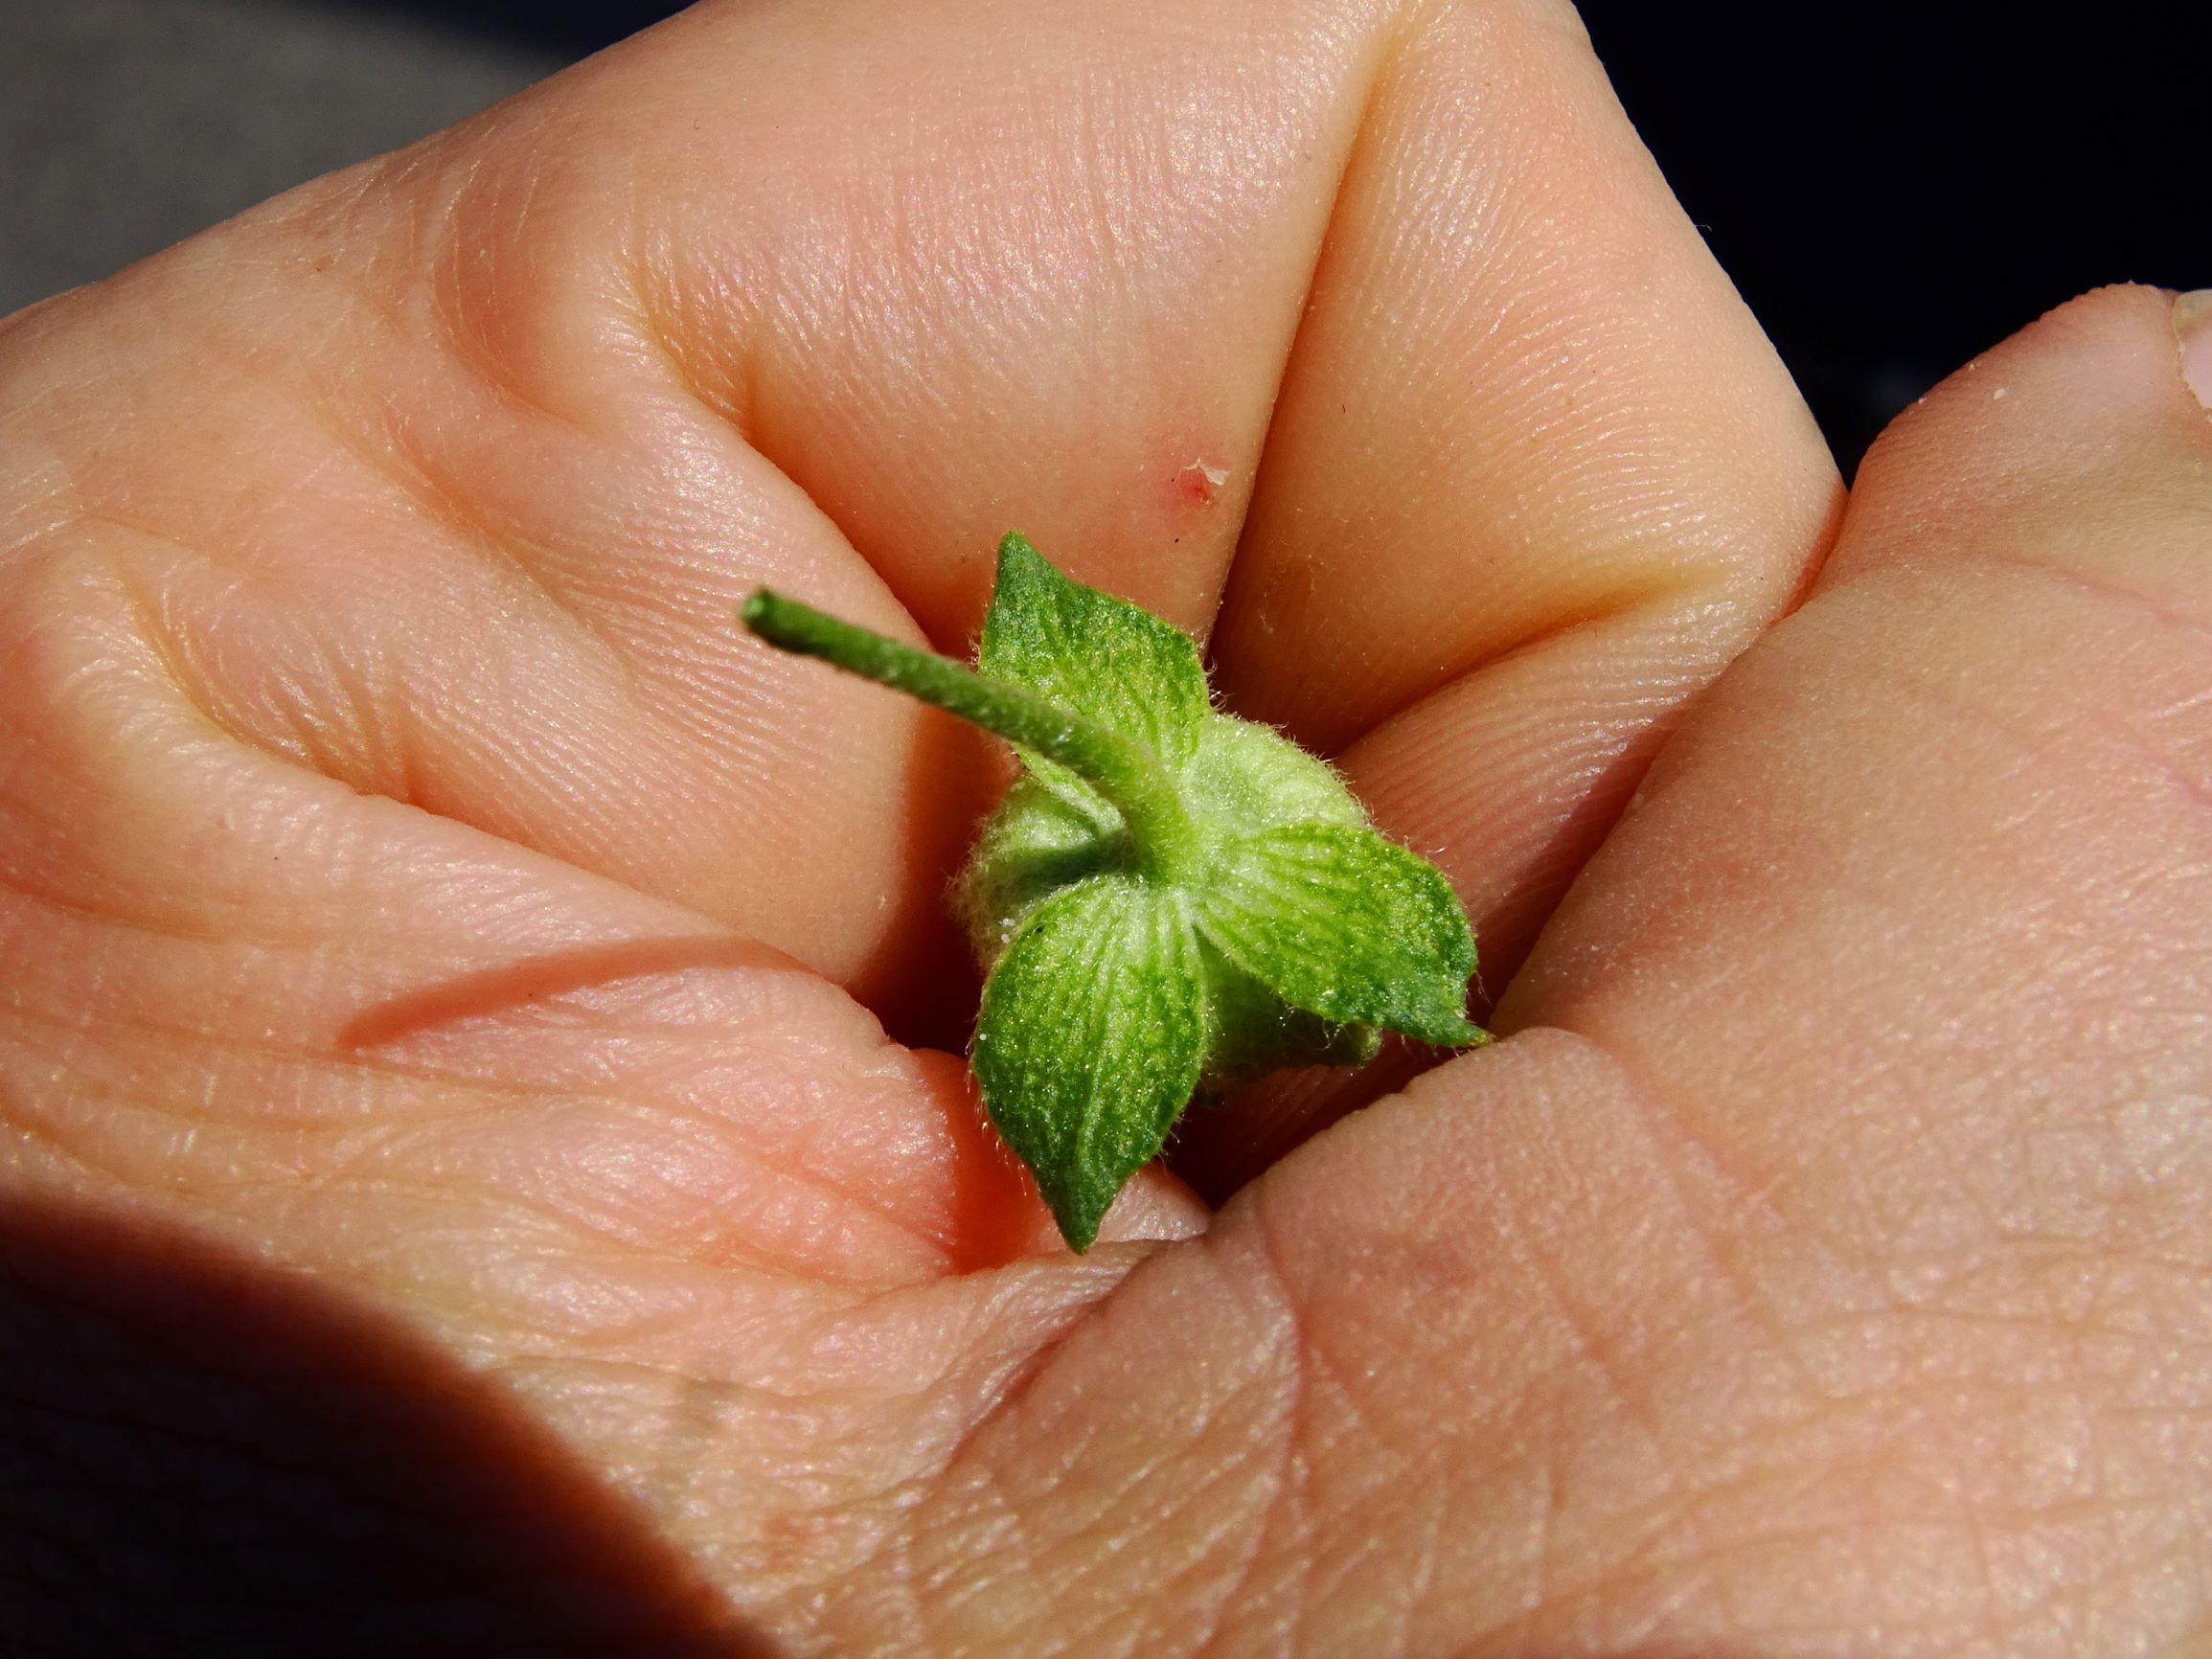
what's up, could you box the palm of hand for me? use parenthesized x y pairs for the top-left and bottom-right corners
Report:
(5, 2), (2209, 1651)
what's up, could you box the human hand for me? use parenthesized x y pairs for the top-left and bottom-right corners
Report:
(4, 0), (2207, 1650)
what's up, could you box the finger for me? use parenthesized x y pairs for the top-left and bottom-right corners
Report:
(876, 287), (2212, 1648)
(1509, 284), (2212, 1106)
(5, 0), (1835, 1061)
(619, 0), (1398, 645)
(1181, 0), (1841, 1189)
(0, 553), (1037, 1284)
(2, 0), (1402, 1040)
(0, 550), (1206, 1625)
(2, 134), (999, 1037)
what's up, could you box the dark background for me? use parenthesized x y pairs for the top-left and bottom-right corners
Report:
(1, 0), (2200, 476)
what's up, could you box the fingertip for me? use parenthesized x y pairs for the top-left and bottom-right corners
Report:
(1825, 284), (2212, 628)
(1091, 1166), (1212, 1248)
(1845, 286), (2212, 540)
(2176, 288), (2212, 413)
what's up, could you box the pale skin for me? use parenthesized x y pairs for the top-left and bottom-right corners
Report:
(3, 0), (2209, 1650)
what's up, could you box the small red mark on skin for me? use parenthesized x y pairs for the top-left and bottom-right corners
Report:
(1176, 457), (1230, 508)
(1143, 446), (1238, 634)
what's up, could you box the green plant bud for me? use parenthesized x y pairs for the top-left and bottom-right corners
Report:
(741, 533), (1488, 1251)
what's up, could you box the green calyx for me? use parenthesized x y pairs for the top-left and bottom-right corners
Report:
(741, 532), (1489, 1251)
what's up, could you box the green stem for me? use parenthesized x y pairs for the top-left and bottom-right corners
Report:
(741, 589), (1200, 879)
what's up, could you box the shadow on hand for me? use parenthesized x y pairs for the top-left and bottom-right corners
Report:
(0, 1197), (778, 1657)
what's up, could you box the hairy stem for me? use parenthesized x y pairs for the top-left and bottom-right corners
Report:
(741, 590), (1201, 878)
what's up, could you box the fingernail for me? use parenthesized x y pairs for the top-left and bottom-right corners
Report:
(2178, 290), (2212, 411)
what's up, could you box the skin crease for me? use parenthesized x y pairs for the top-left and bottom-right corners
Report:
(1, 0), (2208, 1653)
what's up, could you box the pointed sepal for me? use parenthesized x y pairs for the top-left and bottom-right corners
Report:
(979, 533), (1209, 787)
(1197, 823), (1487, 1048)
(971, 874), (1205, 1250)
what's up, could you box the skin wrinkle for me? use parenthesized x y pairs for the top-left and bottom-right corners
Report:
(857, 1384), (1104, 1643)
(236, 160), (426, 345)
(15, 1060), (418, 1167)
(1596, 1062), (1831, 1426)
(0, 1090), (187, 1208)
(1778, 1477), (2194, 1654)
(1515, 1115), (1747, 1441)
(399, 1045), (889, 1193)
(1239, 249), (1734, 739)
(308, 1103), (943, 1276)
(900, 1227), (1299, 1654)
(520, 1269), (879, 1375)
(11, 931), (1000, 1279)
(1291, 1034), (2026, 1646)
(498, 1294), (865, 1389)
(1333, 578), (1722, 767)
(0, 419), (100, 571)
(425, 146), (593, 440)
(1168, 1288), (1304, 1658)
(957, 1386), (1172, 1597)
(1487, 1426), (1566, 1650)
(1518, 1011), (1814, 1272)
(262, 1172), (659, 1270)
(1826, 626), (2212, 1034)
(1120, 1425), (1287, 1654)
(81, 215), (857, 928)
(1340, 610), (1722, 898)
(1378, 1472), (1445, 1655)
(1466, 1231), (1718, 1630)
(2, 856), (370, 981)
(224, 489), (620, 818)
(1836, 560), (2212, 770)
(1185, 1181), (1334, 1650)
(390, 1270), (754, 1371)
(616, 288), (768, 474)
(1594, 1514), (1960, 1625)
(638, 3), (1414, 656)
(81, 504), (439, 814)
(135, 286), (419, 547)
(2091, 705), (2212, 817)
(5, 935), (709, 1102)
(1505, 1482), (1717, 1647)
(1012, 1372), (1274, 1648)
(1118, 1454), (1291, 1648)
(333, 935), (809, 1048)
(1261, 1441), (1405, 1633)
(1504, 1542), (1702, 1655)
(365, 398), (637, 697)
(1215, 12), (1408, 707)
(1549, 846), (2123, 1171)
